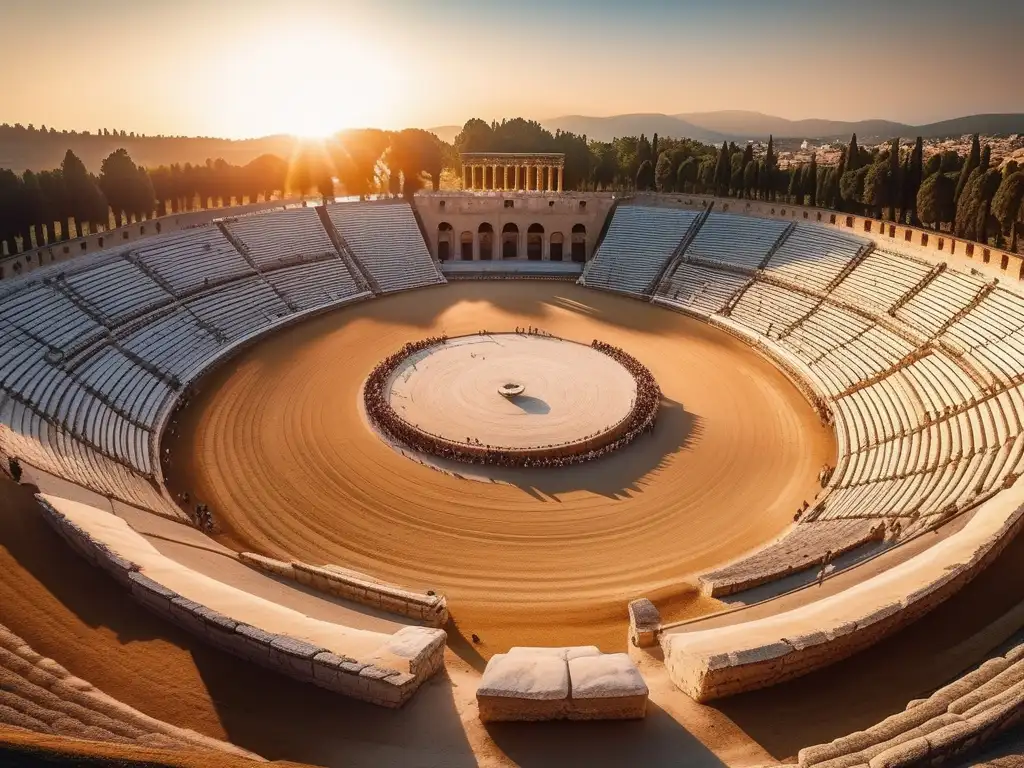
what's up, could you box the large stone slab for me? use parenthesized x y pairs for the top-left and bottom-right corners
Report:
(568, 652), (648, 720)
(477, 647), (648, 722)
(477, 652), (570, 722)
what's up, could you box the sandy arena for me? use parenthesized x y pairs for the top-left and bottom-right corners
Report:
(163, 282), (835, 653)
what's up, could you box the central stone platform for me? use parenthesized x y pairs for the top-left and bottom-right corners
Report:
(384, 333), (638, 457)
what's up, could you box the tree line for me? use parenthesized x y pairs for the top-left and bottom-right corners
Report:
(0, 128), (447, 256)
(3, 118), (1023, 258)
(456, 119), (1023, 253)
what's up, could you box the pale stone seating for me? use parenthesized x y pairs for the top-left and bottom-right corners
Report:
(654, 262), (749, 315)
(239, 552), (449, 627)
(686, 213), (789, 271)
(833, 251), (932, 314)
(328, 202), (445, 293)
(580, 205), (697, 295)
(263, 260), (366, 310)
(65, 257), (169, 324)
(764, 224), (868, 292)
(37, 494), (447, 708)
(660, 491), (1024, 702)
(134, 226), (254, 294)
(697, 520), (885, 598)
(226, 207), (337, 269)
(477, 646), (648, 722)
(798, 640), (1024, 768)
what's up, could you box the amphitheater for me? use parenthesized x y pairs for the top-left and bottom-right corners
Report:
(0, 190), (1022, 766)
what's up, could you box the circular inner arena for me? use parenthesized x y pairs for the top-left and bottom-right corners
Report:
(373, 331), (655, 464)
(163, 281), (835, 652)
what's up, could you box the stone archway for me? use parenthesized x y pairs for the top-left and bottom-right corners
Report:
(571, 224), (587, 263)
(550, 232), (564, 261)
(460, 231), (474, 260)
(502, 223), (519, 259)
(438, 222), (454, 261)
(478, 223), (494, 260)
(527, 223), (544, 261)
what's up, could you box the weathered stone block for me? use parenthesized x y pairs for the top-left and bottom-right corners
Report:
(477, 652), (569, 722)
(128, 572), (177, 618)
(628, 598), (660, 648)
(568, 653), (647, 720)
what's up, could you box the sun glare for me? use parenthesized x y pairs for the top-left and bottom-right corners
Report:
(213, 25), (397, 139)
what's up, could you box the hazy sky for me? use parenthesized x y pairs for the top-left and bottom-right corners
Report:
(3, 0), (1022, 138)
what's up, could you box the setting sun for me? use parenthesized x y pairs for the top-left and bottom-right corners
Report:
(211, 24), (399, 138)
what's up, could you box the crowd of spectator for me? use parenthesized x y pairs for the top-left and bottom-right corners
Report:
(363, 332), (661, 468)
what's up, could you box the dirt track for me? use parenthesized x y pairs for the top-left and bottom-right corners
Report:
(164, 282), (835, 653)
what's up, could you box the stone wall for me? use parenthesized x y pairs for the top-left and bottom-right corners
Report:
(660, 493), (1024, 703)
(238, 552), (449, 627)
(413, 192), (615, 262)
(35, 496), (447, 708)
(0, 199), (300, 282)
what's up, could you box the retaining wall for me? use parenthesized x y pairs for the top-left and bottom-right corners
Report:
(36, 495), (446, 708)
(0, 199), (301, 281)
(660, 491), (1024, 703)
(239, 552), (448, 627)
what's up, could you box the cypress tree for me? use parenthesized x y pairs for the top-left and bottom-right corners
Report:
(763, 136), (776, 201)
(714, 141), (731, 195)
(955, 133), (981, 204)
(887, 137), (901, 221)
(833, 152), (847, 210)
(807, 154), (818, 207)
(788, 165), (803, 204)
(908, 137), (924, 225)
(651, 133), (659, 162)
(845, 134), (861, 173)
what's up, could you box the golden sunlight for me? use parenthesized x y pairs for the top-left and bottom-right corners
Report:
(212, 24), (397, 138)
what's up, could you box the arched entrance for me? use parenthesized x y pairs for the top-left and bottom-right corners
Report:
(527, 224), (544, 261)
(571, 224), (587, 263)
(437, 222), (453, 261)
(478, 223), (494, 260)
(549, 232), (564, 261)
(460, 231), (473, 260)
(502, 223), (519, 259)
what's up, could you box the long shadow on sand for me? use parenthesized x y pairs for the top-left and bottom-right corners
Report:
(0, 481), (477, 767)
(485, 701), (724, 768)
(508, 395), (550, 415)
(192, 655), (477, 767)
(478, 398), (702, 501)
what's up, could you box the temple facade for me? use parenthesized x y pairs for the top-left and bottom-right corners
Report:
(460, 153), (565, 192)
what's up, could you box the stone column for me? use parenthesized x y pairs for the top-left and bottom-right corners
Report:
(513, 165), (520, 191)
(492, 165), (498, 191)
(503, 165), (509, 191)
(557, 166), (564, 192)
(547, 165), (554, 192)
(462, 166), (469, 189)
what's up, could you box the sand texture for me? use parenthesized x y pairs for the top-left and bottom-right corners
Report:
(163, 282), (836, 653)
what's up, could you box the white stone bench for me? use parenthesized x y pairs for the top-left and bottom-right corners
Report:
(36, 494), (446, 708)
(659, 489), (1024, 702)
(477, 646), (648, 722)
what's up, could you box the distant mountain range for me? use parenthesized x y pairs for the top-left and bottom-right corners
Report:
(432, 112), (1024, 145)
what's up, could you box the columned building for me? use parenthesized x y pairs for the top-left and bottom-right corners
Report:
(459, 153), (566, 193)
